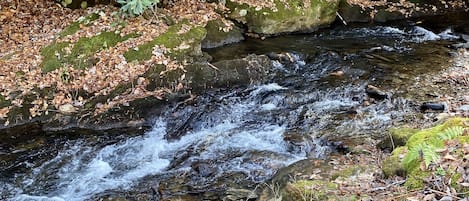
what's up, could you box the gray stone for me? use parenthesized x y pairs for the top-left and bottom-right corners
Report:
(459, 105), (469, 111)
(226, 0), (339, 36)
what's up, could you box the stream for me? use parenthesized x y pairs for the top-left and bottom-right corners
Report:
(1, 15), (468, 200)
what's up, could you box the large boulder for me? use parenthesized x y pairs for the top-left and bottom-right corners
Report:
(338, 0), (468, 23)
(226, 0), (339, 36)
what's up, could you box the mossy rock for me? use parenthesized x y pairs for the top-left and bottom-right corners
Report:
(382, 146), (407, 178)
(124, 20), (207, 62)
(337, 0), (372, 23)
(41, 31), (137, 72)
(406, 118), (469, 149)
(226, 0), (339, 35)
(382, 118), (469, 189)
(283, 180), (338, 201)
(143, 54), (272, 93)
(377, 127), (419, 150)
(202, 19), (244, 49)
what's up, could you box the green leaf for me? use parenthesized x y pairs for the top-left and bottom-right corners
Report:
(439, 126), (465, 140)
(403, 143), (439, 170)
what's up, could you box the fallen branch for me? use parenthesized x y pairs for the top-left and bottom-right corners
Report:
(427, 188), (462, 200)
(207, 62), (220, 71)
(367, 180), (406, 192)
(336, 11), (348, 26)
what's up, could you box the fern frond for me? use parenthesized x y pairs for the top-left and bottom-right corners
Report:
(403, 143), (439, 170)
(439, 126), (465, 140)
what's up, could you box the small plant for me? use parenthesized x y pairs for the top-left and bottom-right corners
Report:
(435, 167), (446, 176)
(403, 143), (439, 170)
(439, 126), (465, 140)
(116, 0), (160, 16)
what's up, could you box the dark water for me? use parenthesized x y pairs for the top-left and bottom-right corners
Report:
(1, 16), (468, 200)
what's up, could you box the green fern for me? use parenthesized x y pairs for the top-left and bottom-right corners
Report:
(403, 143), (439, 170)
(439, 126), (465, 140)
(117, 0), (159, 16)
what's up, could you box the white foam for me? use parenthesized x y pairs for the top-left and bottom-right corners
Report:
(10, 83), (307, 201)
(249, 83), (287, 97)
(438, 28), (459, 40)
(411, 26), (440, 42)
(261, 103), (277, 110)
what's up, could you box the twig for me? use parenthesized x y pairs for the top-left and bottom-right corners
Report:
(336, 11), (348, 25)
(386, 189), (421, 201)
(389, 131), (395, 150)
(207, 62), (220, 71)
(427, 188), (462, 200)
(367, 180), (406, 192)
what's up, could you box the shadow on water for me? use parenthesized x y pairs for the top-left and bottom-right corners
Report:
(1, 13), (468, 200)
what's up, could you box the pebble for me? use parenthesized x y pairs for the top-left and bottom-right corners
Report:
(420, 102), (445, 111)
(366, 85), (388, 100)
(58, 103), (77, 115)
(459, 105), (469, 111)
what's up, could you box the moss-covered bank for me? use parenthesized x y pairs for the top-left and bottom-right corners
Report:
(382, 118), (469, 192)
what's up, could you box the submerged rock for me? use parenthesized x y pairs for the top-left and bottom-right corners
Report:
(366, 85), (389, 100)
(420, 102), (446, 111)
(202, 19), (245, 49)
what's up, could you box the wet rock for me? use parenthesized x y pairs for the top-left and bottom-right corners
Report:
(330, 70), (344, 76)
(267, 52), (298, 64)
(191, 161), (216, 177)
(366, 85), (389, 100)
(382, 147), (407, 178)
(420, 102), (445, 111)
(224, 188), (257, 201)
(377, 127), (419, 150)
(202, 19), (245, 49)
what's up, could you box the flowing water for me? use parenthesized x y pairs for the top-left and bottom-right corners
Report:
(1, 16), (468, 200)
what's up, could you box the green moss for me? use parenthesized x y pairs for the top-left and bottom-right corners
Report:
(70, 31), (137, 69)
(406, 118), (468, 149)
(382, 146), (407, 177)
(450, 173), (469, 194)
(404, 168), (431, 189)
(59, 13), (99, 37)
(455, 135), (469, 144)
(227, 0), (339, 34)
(202, 19), (244, 48)
(378, 127), (419, 149)
(0, 95), (11, 108)
(41, 32), (137, 72)
(124, 21), (207, 62)
(40, 42), (71, 72)
(284, 180), (338, 201)
(385, 118), (469, 190)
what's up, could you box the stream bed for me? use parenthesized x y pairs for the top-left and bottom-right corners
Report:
(1, 15), (468, 200)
